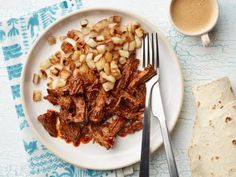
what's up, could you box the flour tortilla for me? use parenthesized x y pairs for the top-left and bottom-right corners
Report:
(189, 100), (236, 177)
(192, 77), (235, 142)
(189, 77), (236, 177)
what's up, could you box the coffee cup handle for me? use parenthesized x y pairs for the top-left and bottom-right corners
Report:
(201, 33), (210, 47)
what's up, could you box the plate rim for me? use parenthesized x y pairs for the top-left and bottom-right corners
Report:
(20, 7), (184, 170)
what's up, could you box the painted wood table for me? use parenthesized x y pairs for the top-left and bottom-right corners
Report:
(0, 0), (235, 176)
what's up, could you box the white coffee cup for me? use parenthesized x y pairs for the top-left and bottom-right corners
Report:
(169, 0), (219, 47)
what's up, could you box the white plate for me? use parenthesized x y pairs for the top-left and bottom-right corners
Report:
(21, 8), (184, 170)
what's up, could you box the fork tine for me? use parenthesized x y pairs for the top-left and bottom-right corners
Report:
(151, 33), (155, 66)
(155, 33), (159, 68)
(143, 33), (159, 68)
(142, 34), (146, 68)
(147, 33), (150, 65)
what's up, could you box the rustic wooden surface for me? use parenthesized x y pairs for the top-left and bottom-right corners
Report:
(0, 0), (236, 176)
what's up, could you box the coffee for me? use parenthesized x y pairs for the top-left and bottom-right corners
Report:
(171, 0), (217, 34)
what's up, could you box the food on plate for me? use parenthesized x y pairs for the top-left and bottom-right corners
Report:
(33, 73), (40, 85)
(189, 77), (236, 176)
(33, 16), (156, 149)
(47, 36), (56, 45)
(33, 90), (42, 102)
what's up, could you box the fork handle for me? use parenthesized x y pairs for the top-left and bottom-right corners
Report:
(139, 86), (152, 177)
(158, 118), (179, 177)
(154, 84), (179, 177)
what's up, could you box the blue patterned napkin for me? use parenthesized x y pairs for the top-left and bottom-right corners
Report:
(0, 1), (118, 176)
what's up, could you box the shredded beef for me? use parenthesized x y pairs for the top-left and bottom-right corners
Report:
(80, 124), (93, 144)
(59, 112), (81, 146)
(115, 58), (140, 91)
(118, 115), (143, 137)
(38, 110), (59, 137)
(89, 90), (107, 123)
(44, 88), (69, 105)
(57, 96), (72, 110)
(82, 70), (97, 86)
(128, 64), (157, 89)
(93, 117), (126, 149)
(37, 58), (156, 149)
(44, 94), (58, 105)
(72, 96), (87, 123)
(67, 76), (84, 95)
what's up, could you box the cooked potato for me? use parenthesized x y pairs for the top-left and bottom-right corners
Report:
(73, 68), (80, 77)
(96, 35), (105, 41)
(47, 36), (56, 45)
(111, 37), (123, 44)
(74, 60), (82, 67)
(59, 36), (67, 42)
(78, 63), (89, 74)
(89, 30), (98, 38)
(121, 26), (127, 33)
(56, 79), (67, 88)
(104, 63), (110, 75)
(87, 22), (94, 29)
(61, 41), (73, 54)
(110, 61), (121, 79)
(87, 60), (96, 69)
(104, 52), (113, 62)
(86, 53), (95, 69)
(94, 53), (103, 62)
(100, 71), (116, 83)
(86, 53), (93, 60)
(119, 50), (130, 58)
(85, 38), (97, 48)
(135, 27), (144, 38)
(123, 42), (129, 51)
(119, 57), (127, 64)
(97, 45), (106, 54)
(79, 54), (86, 63)
(47, 77), (53, 89)
(82, 27), (91, 35)
(38, 69), (47, 80)
(113, 16), (121, 23)
(129, 41), (136, 51)
(81, 19), (88, 27)
(59, 69), (71, 79)
(72, 51), (81, 61)
(102, 82), (114, 92)
(93, 19), (109, 32)
(127, 23), (133, 33)
(40, 59), (52, 70)
(131, 21), (140, 31)
(33, 73), (40, 84)
(67, 30), (84, 41)
(135, 36), (142, 49)
(110, 61), (118, 69)
(95, 57), (105, 71)
(108, 23), (117, 29)
(49, 55), (60, 65)
(50, 67), (60, 76)
(33, 90), (42, 101)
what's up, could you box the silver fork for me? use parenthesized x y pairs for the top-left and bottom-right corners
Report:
(139, 33), (179, 177)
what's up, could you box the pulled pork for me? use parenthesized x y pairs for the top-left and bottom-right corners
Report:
(38, 58), (156, 149)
